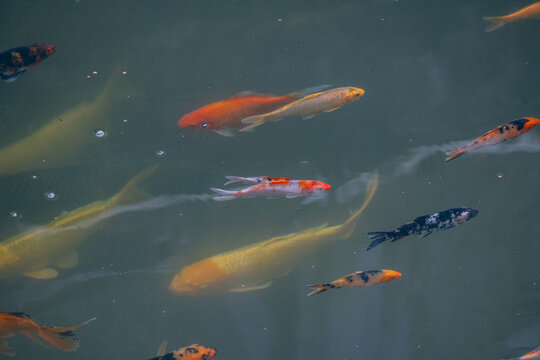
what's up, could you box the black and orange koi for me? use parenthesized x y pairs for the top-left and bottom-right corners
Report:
(0, 43), (55, 82)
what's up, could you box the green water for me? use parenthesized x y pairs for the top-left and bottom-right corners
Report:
(1, 0), (539, 359)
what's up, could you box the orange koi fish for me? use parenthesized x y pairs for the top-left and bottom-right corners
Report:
(0, 43), (55, 82)
(445, 117), (539, 162)
(0, 312), (95, 356)
(240, 86), (365, 132)
(307, 269), (402, 296)
(210, 180), (331, 201)
(169, 172), (378, 296)
(223, 175), (291, 186)
(178, 85), (328, 137)
(506, 346), (540, 360)
(148, 343), (217, 360)
(484, 2), (540, 32)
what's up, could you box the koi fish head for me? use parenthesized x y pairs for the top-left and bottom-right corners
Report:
(343, 87), (365, 104)
(173, 344), (217, 360)
(169, 258), (228, 295)
(379, 270), (402, 283)
(523, 117), (540, 131)
(178, 112), (213, 130)
(311, 181), (332, 193)
(454, 208), (478, 223)
(30, 43), (56, 61)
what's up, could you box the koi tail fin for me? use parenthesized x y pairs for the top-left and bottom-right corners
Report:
(224, 176), (246, 186)
(307, 283), (333, 296)
(366, 232), (391, 251)
(444, 147), (466, 162)
(36, 317), (96, 352)
(290, 84), (331, 99)
(210, 187), (237, 201)
(110, 165), (158, 206)
(483, 16), (509, 32)
(239, 114), (269, 132)
(337, 171), (379, 239)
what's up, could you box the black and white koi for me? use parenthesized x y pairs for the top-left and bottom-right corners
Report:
(366, 207), (478, 251)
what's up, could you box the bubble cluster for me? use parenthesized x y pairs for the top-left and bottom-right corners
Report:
(9, 211), (22, 220)
(44, 192), (58, 201)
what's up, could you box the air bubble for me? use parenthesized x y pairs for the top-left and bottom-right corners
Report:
(496, 173), (504, 179)
(9, 211), (22, 220)
(31, 175), (38, 180)
(156, 150), (166, 157)
(92, 129), (106, 138)
(44, 192), (58, 201)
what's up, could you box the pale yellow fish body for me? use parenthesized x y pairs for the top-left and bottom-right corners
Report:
(240, 86), (365, 131)
(0, 72), (130, 176)
(0, 167), (154, 279)
(169, 171), (378, 295)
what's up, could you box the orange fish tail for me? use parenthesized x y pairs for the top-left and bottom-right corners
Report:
(444, 147), (466, 162)
(307, 283), (332, 296)
(483, 16), (510, 32)
(36, 317), (95, 352)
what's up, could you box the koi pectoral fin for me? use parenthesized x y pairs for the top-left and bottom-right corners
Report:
(0, 337), (14, 356)
(302, 114), (317, 120)
(323, 105), (342, 113)
(24, 268), (59, 279)
(212, 128), (235, 137)
(230, 281), (273, 293)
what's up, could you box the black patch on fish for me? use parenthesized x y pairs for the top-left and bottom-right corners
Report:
(201, 354), (211, 360)
(359, 272), (369, 283)
(344, 276), (354, 283)
(509, 118), (527, 131)
(185, 347), (198, 353)
(148, 353), (176, 360)
(7, 312), (31, 319)
(365, 270), (382, 277)
(498, 126), (505, 134)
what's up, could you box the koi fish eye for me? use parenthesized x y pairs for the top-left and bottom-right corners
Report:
(354, 93), (361, 98)
(201, 122), (208, 128)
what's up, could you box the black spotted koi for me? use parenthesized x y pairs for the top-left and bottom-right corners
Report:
(0, 43), (55, 82)
(307, 269), (401, 296)
(367, 207), (478, 251)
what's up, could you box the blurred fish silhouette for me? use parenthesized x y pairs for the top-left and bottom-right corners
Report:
(0, 69), (131, 176)
(0, 43), (55, 82)
(148, 342), (217, 360)
(0, 166), (155, 280)
(484, 2), (540, 32)
(169, 172), (378, 295)
(0, 312), (95, 356)
(240, 86), (364, 132)
(178, 85), (329, 137)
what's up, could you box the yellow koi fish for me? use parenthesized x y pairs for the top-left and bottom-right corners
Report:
(0, 166), (155, 280)
(169, 171), (378, 296)
(0, 70), (131, 176)
(239, 86), (364, 132)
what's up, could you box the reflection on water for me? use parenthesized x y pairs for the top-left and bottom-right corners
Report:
(0, 0), (539, 359)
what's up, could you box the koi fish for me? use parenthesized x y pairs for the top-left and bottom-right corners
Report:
(0, 70), (131, 176)
(484, 2), (540, 32)
(223, 175), (291, 186)
(366, 207), (478, 251)
(445, 117), (540, 162)
(0, 43), (55, 82)
(505, 346), (540, 360)
(0, 166), (155, 279)
(178, 85), (329, 137)
(0, 312), (95, 356)
(307, 269), (402, 296)
(169, 172), (378, 295)
(210, 179), (331, 201)
(148, 343), (217, 360)
(240, 87), (365, 132)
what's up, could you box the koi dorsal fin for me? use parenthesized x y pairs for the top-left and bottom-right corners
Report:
(228, 90), (273, 99)
(156, 341), (167, 356)
(8, 312), (32, 319)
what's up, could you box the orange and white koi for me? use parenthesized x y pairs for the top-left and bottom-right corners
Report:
(445, 117), (540, 162)
(484, 2), (540, 32)
(148, 343), (217, 360)
(0, 312), (95, 356)
(240, 87), (365, 131)
(307, 269), (402, 296)
(506, 346), (540, 360)
(210, 180), (331, 201)
(223, 175), (291, 186)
